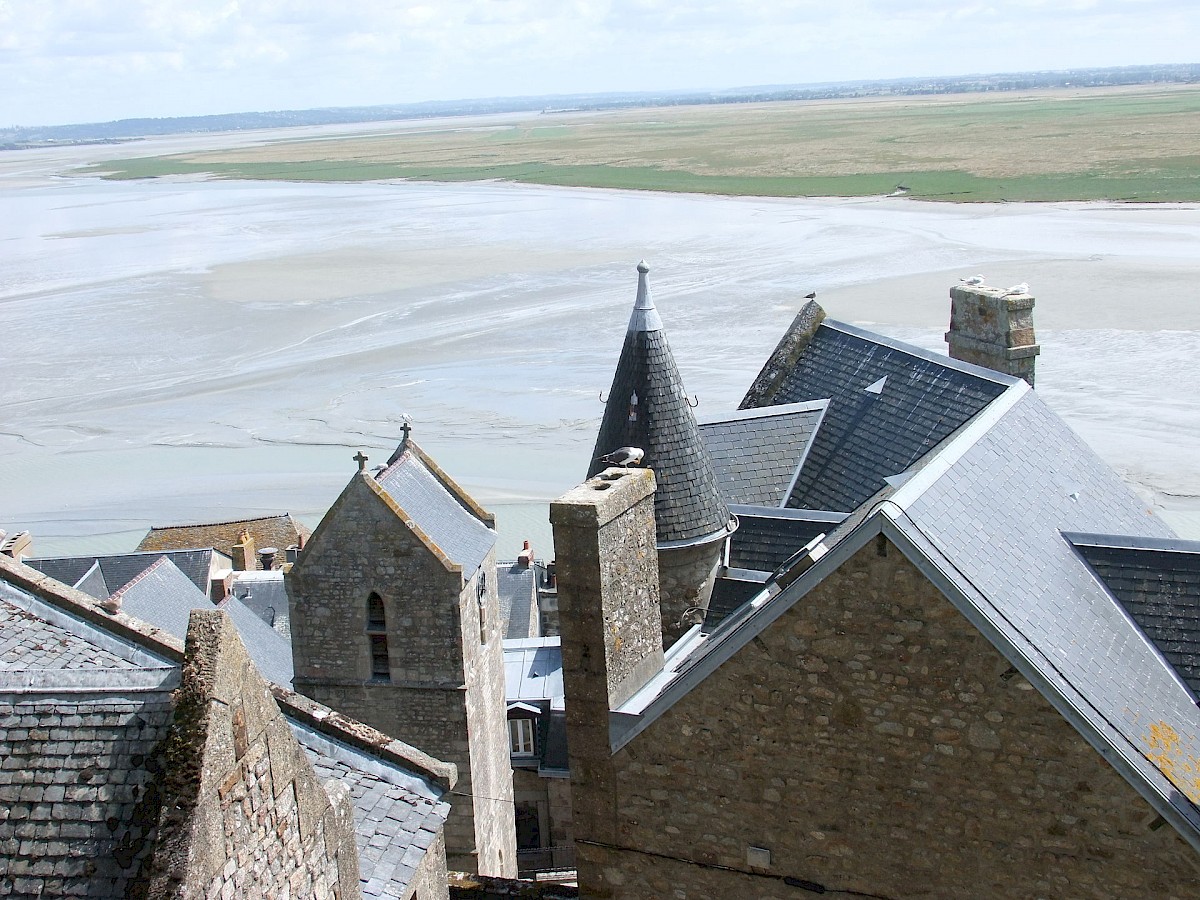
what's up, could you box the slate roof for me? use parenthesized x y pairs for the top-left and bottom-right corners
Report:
(615, 380), (1200, 851)
(703, 574), (767, 632)
(745, 320), (1011, 512)
(137, 514), (309, 568)
(0, 577), (179, 898)
(233, 570), (292, 638)
(726, 507), (845, 573)
(376, 446), (495, 577)
(699, 402), (827, 507)
(298, 722), (451, 900)
(498, 562), (538, 640)
(588, 263), (734, 547)
(108, 557), (295, 688)
(0, 556), (452, 900)
(27, 548), (220, 598)
(1068, 533), (1200, 696)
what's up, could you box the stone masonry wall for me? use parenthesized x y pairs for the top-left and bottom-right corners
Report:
(288, 473), (514, 876)
(407, 830), (450, 900)
(575, 538), (1200, 899)
(658, 539), (722, 648)
(551, 468), (663, 889)
(142, 610), (360, 900)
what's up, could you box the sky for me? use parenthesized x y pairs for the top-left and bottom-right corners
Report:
(1, 0), (1196, 127)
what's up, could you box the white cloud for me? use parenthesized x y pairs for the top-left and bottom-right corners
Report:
(0, 0), (1195, 126)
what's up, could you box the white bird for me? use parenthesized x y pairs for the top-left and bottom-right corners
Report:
(597, 447), (645, 467)
(1004, 282), (1030, 296)
(959, 274), (986, 286)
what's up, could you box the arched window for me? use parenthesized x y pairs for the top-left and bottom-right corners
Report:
(366, 592), (390, 682)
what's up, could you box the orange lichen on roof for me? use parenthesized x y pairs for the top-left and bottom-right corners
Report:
(1142, 721), (1200, 804)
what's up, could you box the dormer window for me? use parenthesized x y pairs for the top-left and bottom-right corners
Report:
(509, 718), (536, 756)
(366, 592), (390, 682)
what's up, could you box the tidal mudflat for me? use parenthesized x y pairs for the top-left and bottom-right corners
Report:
(3, 133), (1198, 556)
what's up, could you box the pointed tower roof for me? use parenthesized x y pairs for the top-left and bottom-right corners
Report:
(588, 262), (735, 547)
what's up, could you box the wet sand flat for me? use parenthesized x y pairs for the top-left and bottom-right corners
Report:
(2, 140), (1198, 554)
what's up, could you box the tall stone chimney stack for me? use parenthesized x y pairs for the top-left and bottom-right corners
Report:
(551, 466), (664, 858)
(946, 283), (1040, 386)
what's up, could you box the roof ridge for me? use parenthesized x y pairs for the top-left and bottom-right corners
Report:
(0, 553), (185, 662)
(406, 439), (496, 526)
(698, 398), (829, 425)
(822, 318), (1020, 386)
(146, 513), (294, 530)
(271, 683), (457, 792)
(885, 380), (1030, 511)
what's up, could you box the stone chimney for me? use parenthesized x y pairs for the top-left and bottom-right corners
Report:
(551, 466), (664, 854)
(231, 529), (256, 571)
(517, 540), (534, 568)
(946, 283), (1040, 386)
(552, 467), (664, 712)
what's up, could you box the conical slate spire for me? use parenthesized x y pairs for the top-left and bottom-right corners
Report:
(588, 262), (733, 546)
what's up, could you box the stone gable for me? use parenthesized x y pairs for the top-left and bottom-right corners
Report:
(573, 538), (1200, 898)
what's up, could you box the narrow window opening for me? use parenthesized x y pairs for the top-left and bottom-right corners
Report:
(366, 592), (390, 682)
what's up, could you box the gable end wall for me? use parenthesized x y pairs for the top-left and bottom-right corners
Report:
(578, 538), (1200, 899)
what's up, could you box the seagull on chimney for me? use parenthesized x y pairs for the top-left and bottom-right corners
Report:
(597, 447), (645, 467)
(1004, 282), (1030, 296)
(960, 274), (986, 286)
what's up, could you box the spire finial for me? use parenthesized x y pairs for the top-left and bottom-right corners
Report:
(628, 259), (662, 332)
(354, 450), (368, 472)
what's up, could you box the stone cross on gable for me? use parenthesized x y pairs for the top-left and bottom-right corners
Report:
(354, 450), (368, 472)
(400, 420), (411, 443)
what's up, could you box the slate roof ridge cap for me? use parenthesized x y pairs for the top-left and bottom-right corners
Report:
(822, 318), (1021, 386)
(31, 547), (215, 565)
(272, 682), (457, 792)
(0, 554), (185, 664)
(728, 505), (847, 522)
(886, 380), (1031, 511)
(106, 554), (174, 601)
(697, 398), (829, 425)
(408, 439), (497, 527)
(1064, 531), (1195, 553)
(363, 473), (464, 574)
(145, 512), (297, 530)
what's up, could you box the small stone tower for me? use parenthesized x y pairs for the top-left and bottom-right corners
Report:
(588, 261), (736, 645)
(286, 434), (516, 876)
(946, 283), (1040, 386)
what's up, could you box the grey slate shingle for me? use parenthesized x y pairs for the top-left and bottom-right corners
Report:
(377, 450), (495, 577)
(699, 402), (826, 507)
(1069, 535), (1200, 696)
(588, 277), (732, 545)
(755, 321), (1010, 512)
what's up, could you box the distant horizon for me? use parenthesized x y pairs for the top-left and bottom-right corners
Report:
(5, 62), (1196, 137)
(5, 1), (1198, 129)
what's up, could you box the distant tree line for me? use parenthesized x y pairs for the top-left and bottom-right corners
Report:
(4, 63), (1198, 151)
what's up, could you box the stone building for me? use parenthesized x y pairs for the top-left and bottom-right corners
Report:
(0, 552), (454, 899)
(588, 261), (736, 645)
(138, 513), (310, 571)
(286, 433), (517, 876)
(553, 282), (1200, 898)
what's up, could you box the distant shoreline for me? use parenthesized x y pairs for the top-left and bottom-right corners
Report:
(78, 84), (1200, 204)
